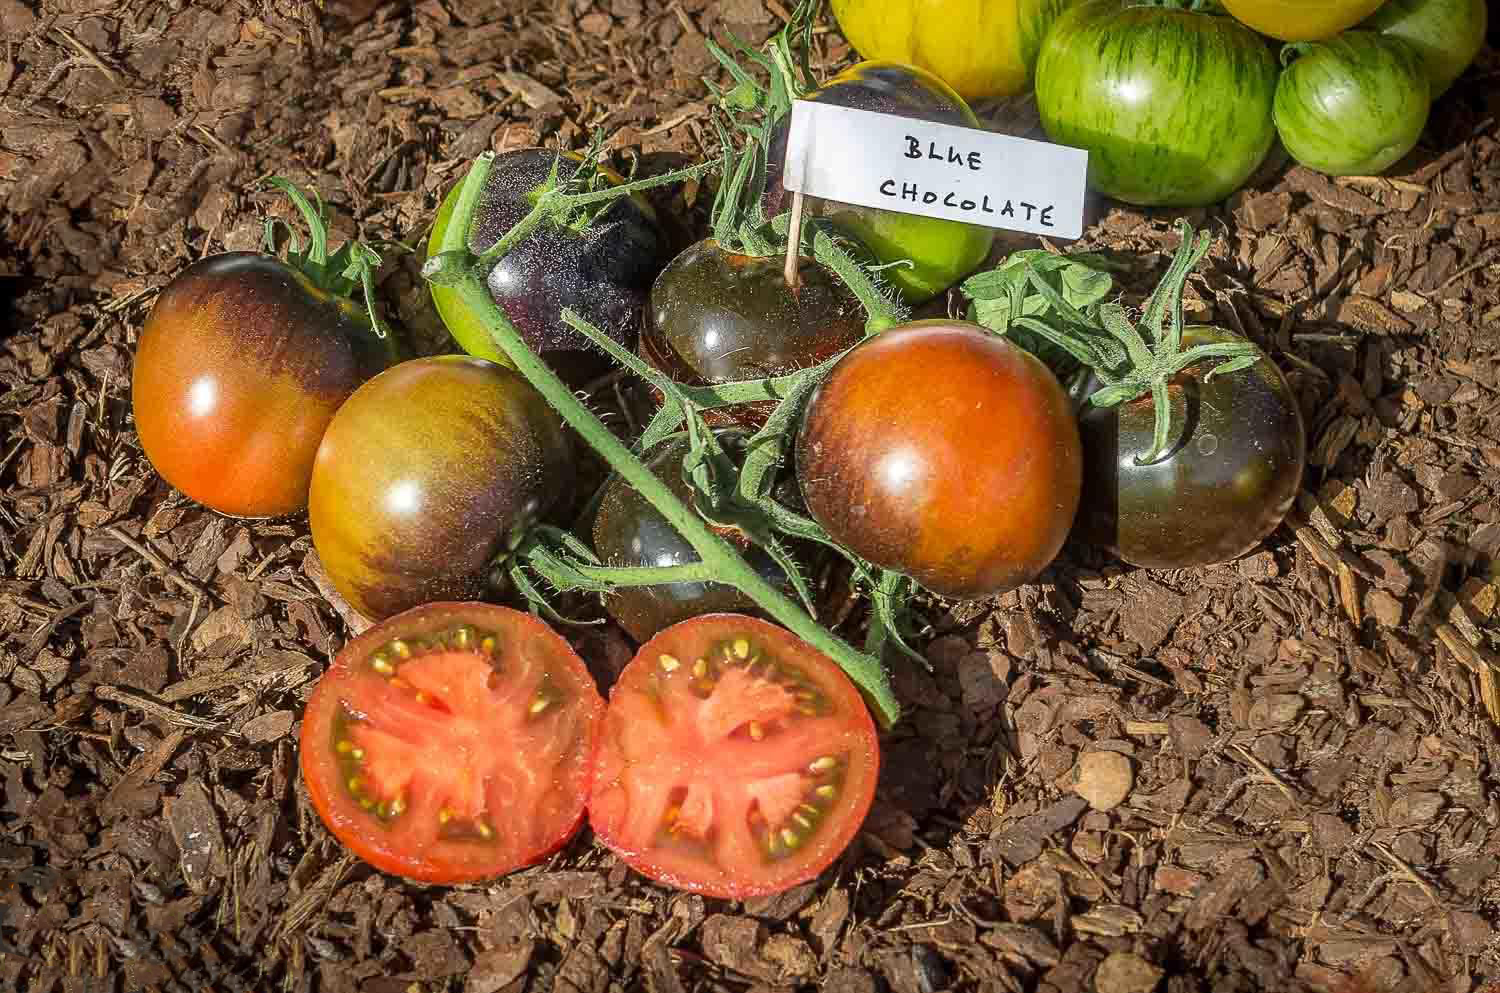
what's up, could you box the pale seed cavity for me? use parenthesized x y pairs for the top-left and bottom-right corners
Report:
(755, 756), (847, 860)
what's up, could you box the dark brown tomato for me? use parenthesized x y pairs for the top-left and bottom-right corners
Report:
(795, 320), (1082, 599)
(428, 148), (669, 365)
(1074, 326), (1306, 569)
(640, 239), (865, 427)
(131, 252), (398, 518)
(591, 434), (810, 642)
(308, 355), (573, 621)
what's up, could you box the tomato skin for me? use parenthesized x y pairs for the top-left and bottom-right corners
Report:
(794, 320), (1082, 599)
(1220, 0), (1386, 41)
(300, 602), (604, 884)
(1074, 327), (1306, 570)
(131, 253), (398, 518)
(764, 62), (995, 303)
(1273, 32), (1429, 178)
(1361, 0), (1487, 96)
(309, 355), (573, 621)
(640, 239), (865, 427)
(588, 614), (879, 899)
(830, 0), (1079, 101)
(427, 149), (668, 365)
(591, 434), (806, 642)
(1035, 2), (1279, 206)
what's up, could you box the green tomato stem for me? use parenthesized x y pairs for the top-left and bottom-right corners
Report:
(425, 151), (900, 729)
(568, 561), (718, 588)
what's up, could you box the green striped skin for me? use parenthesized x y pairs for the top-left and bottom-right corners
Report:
(1273, 32), (1430, 177)
(1360, 0), (1487, 96)
(1034, 2), (1279, 207)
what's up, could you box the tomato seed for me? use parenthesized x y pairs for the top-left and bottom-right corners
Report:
(438, 808), (452, 825)
(748, 721), (765, 741)
(336, 739), (354, 754)
(815, 785), (836, 800)
(529, 694), (552, 715)
(658, 654), (680, 672)
(731, 638), (751, 659)
(691, 657), (709, 679)
(792, 812), (813, 831)
(413, 692), (430, 705)
(370, 654), (395, 675)
(452, 626), (474, 650)
(480, 635), (497, 655)
(477, 822), (494, 840)
(808, 756), (836, 774)
(780, 828), (800, 849)
(347, 777), (362, 792)
(389, 639), (412, 659)
(350, 747), (365, 760)
(389, 796), (406, 816)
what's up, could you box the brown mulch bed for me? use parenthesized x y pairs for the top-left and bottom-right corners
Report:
(3, 1), (1500, 991)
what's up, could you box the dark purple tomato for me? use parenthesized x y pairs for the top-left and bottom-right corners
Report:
(132, 252), (400, 518)
(428, 149), (669, 364)
(591, 433), (809, 642)
(640, 239), (866, 427)
(309, 355), (573, 621)
(763, 62), (996, 303)
(1074, 326), (1306, 569)
(795, 320), (1082, 599)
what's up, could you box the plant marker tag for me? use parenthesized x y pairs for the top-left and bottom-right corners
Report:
(782, 101), (1088, 240)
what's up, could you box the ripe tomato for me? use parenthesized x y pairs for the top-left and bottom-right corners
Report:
(1034, 2), (1279, 206)
(1361, 0), (1488, 96)
(426, 149), (668, 365)
(1273, 32), (1429, 177)
(764, 62), (995, 303)
(1073, 327), (1306, 569)
(132, 253), (399, 518)
(309, 355), (573, 621)
(588, 614), (879, 898)
(794, 320), (1082, 599)
(300, 602), (605, 884)
(829, 0), (1080, 101)
(639, 239), (865, 426)
(1220, 0), (1386, 41)
(591, 433), (813, 642)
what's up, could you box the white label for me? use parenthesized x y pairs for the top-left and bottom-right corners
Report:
(782, 101), (1088, 240)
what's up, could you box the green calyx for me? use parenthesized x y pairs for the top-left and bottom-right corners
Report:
(260, 176), (398, 343)
(964, 218), (1262, 465)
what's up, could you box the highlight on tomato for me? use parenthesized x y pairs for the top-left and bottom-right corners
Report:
(1360, 0), (1488, 96)
(1273, 32), (1430, 177)
(426, 148), (669, 366)
(132, 251), (400, 519)
(299, 602), (605, 884)
(829, 0), (1080, 101)
(1219, 0), (1386, 41)
(588, 614), (880, 899)
(308, 355), (573, 621)
(763, 61), (995, 303)
(1034, 1), (1279, 206)
(794, 320), (1083, 600)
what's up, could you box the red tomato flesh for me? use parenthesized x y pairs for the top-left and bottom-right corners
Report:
(300, 603), (604, 884)
(588, 615), (879, 899)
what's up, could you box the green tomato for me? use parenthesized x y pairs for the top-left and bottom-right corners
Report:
(1360, 0), (1488, 96)
(1273, 32), (1430, 177)
(764, 62), (995, 304)
(1034, 1), (1279, 206)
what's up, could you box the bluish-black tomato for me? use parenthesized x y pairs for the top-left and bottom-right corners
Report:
(763, 62), (995, 303)
(428, 149), (669, 364)
(639, 239), (866, 427)
(1074, 327), (1306, 569)
(590, 433), (813, 643)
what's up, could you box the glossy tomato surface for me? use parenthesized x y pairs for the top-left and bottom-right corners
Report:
(1273, 32), (1429, 177)
(301, 602), (604, 884)
(591, 433), (809, 642)
(1361, 0), (1487, 96)
(309, 355), (572, 621)
(830, 0), (1079, 100)
(588, 614), (879, 899)
(1035, 2), (1279, 206)
(1220, 0), (1386, 40)
(132, 253), (398, 518)
(764, 62), (995, 303)
(427, 149), (668, 364)
(1074, 327), (1306, 569)
(640, 239), (865, 426)
(795, 320), (1082, 599)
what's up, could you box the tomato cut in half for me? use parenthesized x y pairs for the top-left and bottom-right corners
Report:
(588, 615), (879, 899)
(300, 602), (604, 884)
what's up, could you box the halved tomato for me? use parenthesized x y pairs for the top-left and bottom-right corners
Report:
(300, 602), (604, 884)
(588, 615), (879, 899)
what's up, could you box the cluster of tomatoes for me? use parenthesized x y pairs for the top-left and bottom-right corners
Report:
(833, 0), (1485, 204)
(126, 3), (1330, 895)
